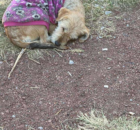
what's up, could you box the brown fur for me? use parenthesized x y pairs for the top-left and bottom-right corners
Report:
(51, 0), (90, 48)
(5, 25), (54, 48)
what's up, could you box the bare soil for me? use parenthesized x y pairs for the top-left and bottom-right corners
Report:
(0, 7), (140, 130)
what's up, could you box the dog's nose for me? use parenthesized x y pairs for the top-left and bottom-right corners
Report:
(55, 41), (60, 46)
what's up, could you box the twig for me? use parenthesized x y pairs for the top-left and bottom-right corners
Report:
(54, 48), (64, 52)
(30, 86), (40, 89)
(29, 58), (40, 64)
(55, 109), (62, 115)
(8, 48), (26, 79)
(46, 50), (52, 57)
(4, 60), (10, 66)
(54, 49), (63, 57)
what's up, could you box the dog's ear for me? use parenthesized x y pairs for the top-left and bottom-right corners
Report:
(79, 27), (90, 42)
(56, 7), (70, 21)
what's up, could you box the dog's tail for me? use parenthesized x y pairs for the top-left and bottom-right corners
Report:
(27, 43), (57, 50)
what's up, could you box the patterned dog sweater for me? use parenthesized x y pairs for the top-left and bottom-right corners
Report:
(2, 0), (65, 29)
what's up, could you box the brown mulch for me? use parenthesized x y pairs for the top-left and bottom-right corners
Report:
(0, 7), (140, 130)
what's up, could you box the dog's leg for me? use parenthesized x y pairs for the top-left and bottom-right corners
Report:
(8, 48), (26, 78)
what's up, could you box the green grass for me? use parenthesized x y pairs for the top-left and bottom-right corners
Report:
(72, 110), (140, 130)
(83, 0), (140, 38)
(0, 0), (140, 60)
(107, 0), (140, 10)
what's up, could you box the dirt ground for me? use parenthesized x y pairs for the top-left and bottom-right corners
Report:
(0, 7), (140, 130)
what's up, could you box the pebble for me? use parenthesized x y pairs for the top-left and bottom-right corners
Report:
(126, 24), (129, 27)
(104, 85), (109, 88)
(0, 61), (3, 64)
(130, 99), (133, 101)
(105, 11), (112, 15)
(99, 36), (103, 39)
(107, 67), (111, 70)
(129, 112), (135, 116)
(38, 127), (43, 130)
(102, 48), (108, 51)
(69, 60), (74, 65)
(12, 115), (16, 118)
(101, 26), (105, 30)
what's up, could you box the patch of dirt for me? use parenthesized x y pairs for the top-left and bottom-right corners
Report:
(1, 7), (140, 130)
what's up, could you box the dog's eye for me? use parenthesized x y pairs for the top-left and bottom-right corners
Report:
(62, 27), (65, 32)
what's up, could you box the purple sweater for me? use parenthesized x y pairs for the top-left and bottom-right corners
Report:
(2, 0), (65, 29)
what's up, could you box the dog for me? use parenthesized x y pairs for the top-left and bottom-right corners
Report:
(2, 0), (90, 50)
(51, 0), (90, 49)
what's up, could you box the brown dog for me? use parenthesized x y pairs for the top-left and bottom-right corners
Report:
(3, 0), (89, 50)
(51, 0), (90, 49)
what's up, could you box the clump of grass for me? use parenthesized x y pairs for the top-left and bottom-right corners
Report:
(106, 0), (140, 10)
(75, 110), (140, 130)
(83, 0), (140, 38)
(83, 0), (116, 38)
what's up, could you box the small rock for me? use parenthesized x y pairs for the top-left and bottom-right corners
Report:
(130, 99), (133, 101)
(0, 61), (3, 64)
(107, 67), (111, 70)
(104, 85), (109, 88)
(38, 127), (43, 130)
(99, 36), (103, 39)
(69, 60), (74, 65)
(129, 112), (135, 116)
(1, 112), (4, 115)
(102, 48), (108, 51)
(12, 115), (16, 118)
(105, 11), (112, 15)
(126, 24), (129, 27)
(101, 26), (105, 30)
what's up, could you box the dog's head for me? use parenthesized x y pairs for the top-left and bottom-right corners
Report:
(51, 7), (90, 47)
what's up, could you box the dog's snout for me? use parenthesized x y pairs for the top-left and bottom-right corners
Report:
(55, 41), (60, 46)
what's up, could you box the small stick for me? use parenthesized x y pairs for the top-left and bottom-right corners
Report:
(54, 49), (63, 57)
(29, 58), (40, 64)
(54, 48), (64, 52)
(55, 109), (62, 115)
(8, 48), (26, 79)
